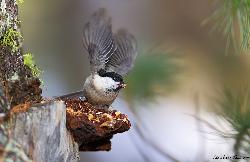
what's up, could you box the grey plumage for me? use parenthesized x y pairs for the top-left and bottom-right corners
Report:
(106, 29), (137, 76)
(80, 9), (138, 108)
(83, 9), (137, 76)
(83, 8), (116, 73)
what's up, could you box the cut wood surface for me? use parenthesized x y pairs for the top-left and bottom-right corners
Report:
(10, 101), (79, 162)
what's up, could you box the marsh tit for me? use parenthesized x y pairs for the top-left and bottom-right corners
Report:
(79, 9), (137, 109)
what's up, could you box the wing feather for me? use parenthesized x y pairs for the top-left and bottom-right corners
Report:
(106, 29), (137, 76)
(83, 8), (116, 73)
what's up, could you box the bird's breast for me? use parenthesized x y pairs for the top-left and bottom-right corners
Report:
(83, 75), (117, 107)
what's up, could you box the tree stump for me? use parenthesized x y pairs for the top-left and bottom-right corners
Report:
(0, 98), (131, 162)
(9, 101), (79, 162)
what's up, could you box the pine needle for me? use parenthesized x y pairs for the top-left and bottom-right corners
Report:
(203, 0), (250, 54)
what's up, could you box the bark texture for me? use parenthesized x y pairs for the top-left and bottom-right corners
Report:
(65, 99), (131, 151)
(0, 0), (42, 110)
(9, 101), (79, 162)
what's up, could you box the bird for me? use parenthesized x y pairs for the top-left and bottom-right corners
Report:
(82, 8), (137, 109)
(56, 9), (137, 109)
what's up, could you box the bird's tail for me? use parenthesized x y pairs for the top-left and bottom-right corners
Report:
(53, 90), (84, 100)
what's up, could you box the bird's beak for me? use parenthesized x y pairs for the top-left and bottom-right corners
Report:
(119, 83), (127, 89)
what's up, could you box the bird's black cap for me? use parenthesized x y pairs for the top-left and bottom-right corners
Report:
(98, 69), (124, 83)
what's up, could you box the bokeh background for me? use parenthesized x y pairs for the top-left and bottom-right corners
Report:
(19, 0), (250, 162)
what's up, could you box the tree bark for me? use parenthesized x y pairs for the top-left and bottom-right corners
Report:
(9, 101), (79, 162)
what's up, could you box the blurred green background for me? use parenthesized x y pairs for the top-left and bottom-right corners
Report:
(19, 0), (250, 161)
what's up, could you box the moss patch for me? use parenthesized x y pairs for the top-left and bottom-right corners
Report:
(23, 53), (42, 78)
(0, 28), (22, 52)
(17, 0), (24, 4)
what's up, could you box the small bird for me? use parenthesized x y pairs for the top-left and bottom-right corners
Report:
(81, 9), (137, 108)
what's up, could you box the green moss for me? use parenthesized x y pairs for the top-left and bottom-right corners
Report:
(23, 53), (42, 78)
(0, 28), (22, 52)
(17, 0), (24, 4)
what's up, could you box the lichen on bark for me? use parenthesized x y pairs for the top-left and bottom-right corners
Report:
(0, 0), (42, 108)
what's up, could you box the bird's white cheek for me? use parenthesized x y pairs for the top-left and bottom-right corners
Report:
(93, 75), (119, 91)
(109, 81), (120, 90)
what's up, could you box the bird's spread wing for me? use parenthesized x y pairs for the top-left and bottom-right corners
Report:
(83, 9), (116, 73)
(105, 29), (137, 76)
